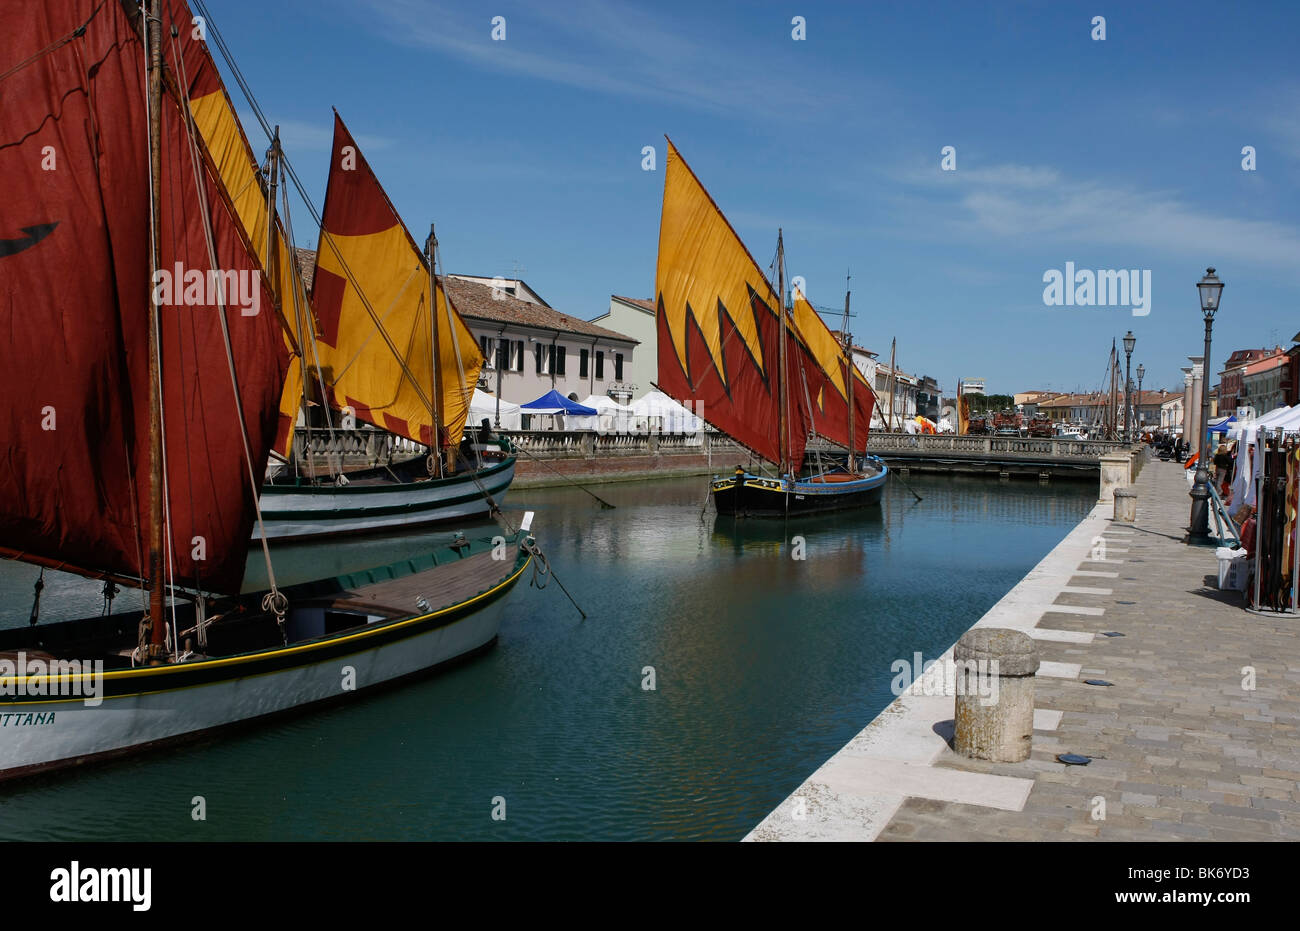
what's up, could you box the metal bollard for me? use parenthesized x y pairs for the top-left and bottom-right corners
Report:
(1114, 488), (1137, 522)
(953, 628), (1039, 763)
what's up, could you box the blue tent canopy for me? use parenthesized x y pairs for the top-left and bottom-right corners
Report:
(518, 389), (598, 416)
(1207, 414), (1237, 434)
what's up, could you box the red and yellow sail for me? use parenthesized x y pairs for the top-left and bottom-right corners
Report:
(308, 114), (482, 449)
(789, 288), (875, 455)
(655, 141), (810, 469)
(0, 0), (289, 594)
(162, 0), (307, 456)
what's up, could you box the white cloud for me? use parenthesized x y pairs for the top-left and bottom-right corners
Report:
(899, 162), (1300, 272)
(355, 0), (854, 121)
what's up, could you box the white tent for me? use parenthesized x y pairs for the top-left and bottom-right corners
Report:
(468, 388), (522, 432)
(570, 395), (638, 432)
(630, 390), (704, 434)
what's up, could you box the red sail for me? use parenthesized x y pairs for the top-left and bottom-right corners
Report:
(789, 293), (875, 455)
(655, 142), (810, 470)
(0, 1), (288, 594)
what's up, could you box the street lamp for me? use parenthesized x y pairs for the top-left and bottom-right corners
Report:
(1122, 330), (1136, 442)
(1189, 267), (1224, 539)
(1136, 363), (1145, 434)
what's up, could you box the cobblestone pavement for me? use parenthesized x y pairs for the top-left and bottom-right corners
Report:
(877, 459), (1300, 841)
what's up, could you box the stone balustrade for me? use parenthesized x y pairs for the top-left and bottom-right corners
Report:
(859, 432), (1130, 459)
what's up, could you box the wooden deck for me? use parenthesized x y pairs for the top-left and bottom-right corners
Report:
(322, 548), (519, 618)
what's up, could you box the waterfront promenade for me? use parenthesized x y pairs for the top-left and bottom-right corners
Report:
(748, 458), (1300, 841)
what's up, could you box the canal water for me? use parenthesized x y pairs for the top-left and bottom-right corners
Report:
(0, 474), (1094, 840)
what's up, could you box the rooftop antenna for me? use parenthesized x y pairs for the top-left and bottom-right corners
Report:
(510, 260), (526, 280)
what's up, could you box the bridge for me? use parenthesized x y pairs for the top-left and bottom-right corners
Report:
(281, 425), (1139, 486)
(850, 433), (1135, 480)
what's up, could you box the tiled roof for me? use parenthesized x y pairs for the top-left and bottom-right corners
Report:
(1038, 390), (1172, 408)
(444, 277), (637, 343)
(290, 251), (635, 344)
(295, 248), (316, 291)
(611, 295), (655, 313)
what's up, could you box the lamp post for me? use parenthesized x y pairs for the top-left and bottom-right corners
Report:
(1136, 363), (1145, 435)
(1122, 330), (1135, 443)
(1189, 268), (1224, 539)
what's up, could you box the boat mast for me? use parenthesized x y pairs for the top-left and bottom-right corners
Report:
(265, 127), (313, 481)
(887, 338), (897, 431)
(776, 229), (788, 476)
(842, 276), (855, 472)
(145, 0), (167, 662)
(425, 224), (445, 477)
(1109, 339), (1117, 440)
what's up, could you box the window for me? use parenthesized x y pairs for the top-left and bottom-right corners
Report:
(513, 340), (524, 372)
(579, 348), (589, 378)
(595, 351), (604, 380)
(555, 347), (566, 377)
(495, 340), (508, 371)
(615, 353), (624, 381)
(480, 336), (495, 367)
(535, 343), (547, 375)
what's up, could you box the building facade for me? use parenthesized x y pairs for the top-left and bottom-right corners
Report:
(444, 277), (640, 406)
(1160, 394), (1184, 431)
(588, 296), (657, 400)
(1216, 348), (1274, 412)
(1237, 348), (1290, 416)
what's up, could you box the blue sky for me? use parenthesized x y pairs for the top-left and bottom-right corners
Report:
(209, 0), (1299, 396)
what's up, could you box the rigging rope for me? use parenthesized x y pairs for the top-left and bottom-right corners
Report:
(276, 150), (341, 479)
(28, 568), (44, 626)
(0, 0), (107, 86)
(192, 1), (440, 431)
(191, 0), (590, 628)
(101, 579), (119, 616)
(170, 23), (286, 641)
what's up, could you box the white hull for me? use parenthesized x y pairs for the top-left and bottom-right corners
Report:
(256, 459), (515, 541)
(0, 593), (511, 777)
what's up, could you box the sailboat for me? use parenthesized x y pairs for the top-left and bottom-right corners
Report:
(255, 113), (517, 540)
(654, 141), (888, 517)
(0, 0), (533, 780)
(161, 3), (516, 542)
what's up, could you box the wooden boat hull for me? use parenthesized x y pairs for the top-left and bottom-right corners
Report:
(255, 457), (516, 542)
(0, 536), (531, 781)
(710, 461), (888, 518)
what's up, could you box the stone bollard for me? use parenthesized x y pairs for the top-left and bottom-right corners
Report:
(1098, 452), (1130, 503)
(1114, 488), (1137, 522)
(953, 628), (1039, 763)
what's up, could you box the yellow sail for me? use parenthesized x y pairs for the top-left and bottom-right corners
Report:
(657, 140), (781, 385)
(309, 113), (482, 449)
